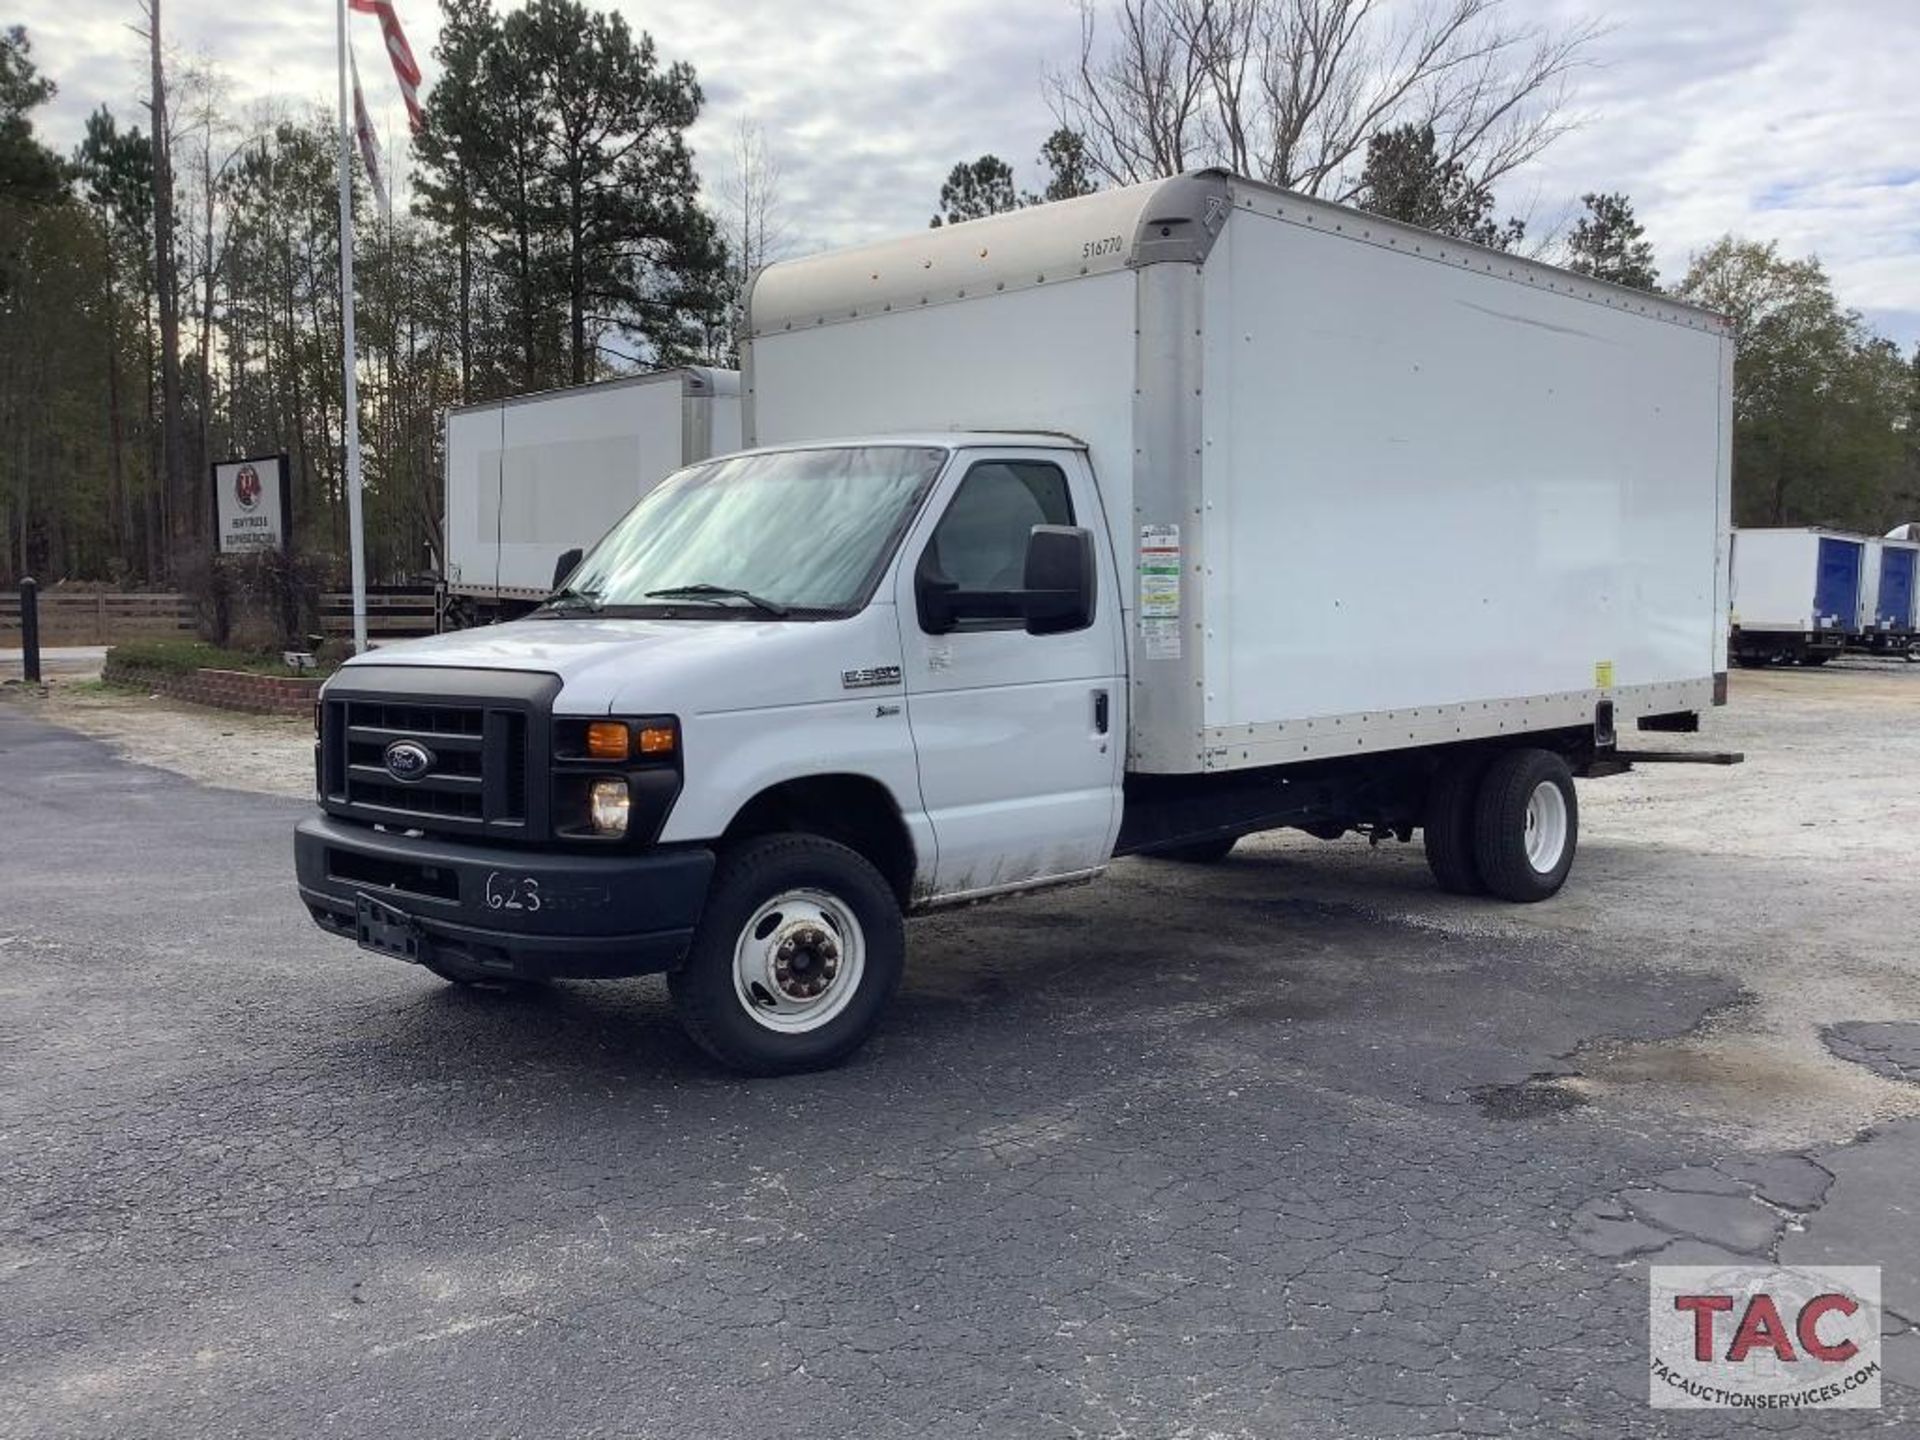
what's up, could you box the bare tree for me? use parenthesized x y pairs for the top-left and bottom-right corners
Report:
(1048, 0), (1598, 202)
(715, 115), (790, 359)
(177, 56), (250, 491)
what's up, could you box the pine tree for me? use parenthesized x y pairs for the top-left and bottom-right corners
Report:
(1567, 192), (1658, 290)
(1356, 123), (1523, 250)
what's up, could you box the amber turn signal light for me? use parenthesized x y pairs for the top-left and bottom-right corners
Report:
(637, 724), (676, 755)
(585, 721), (630, 760)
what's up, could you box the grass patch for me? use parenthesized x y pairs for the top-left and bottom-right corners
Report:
(106, 639), (340, 678)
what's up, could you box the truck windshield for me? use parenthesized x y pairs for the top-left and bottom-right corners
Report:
(553, 445), (948, 617)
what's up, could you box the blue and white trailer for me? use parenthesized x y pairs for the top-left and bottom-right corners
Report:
(1729, 527), (1865, 667)
(1856, 535), (1919, 657)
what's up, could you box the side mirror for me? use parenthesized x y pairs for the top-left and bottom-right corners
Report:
(551, 547), (585, 592)
(915, 525), (1096, 635)
(1021, 525), (1096, 635)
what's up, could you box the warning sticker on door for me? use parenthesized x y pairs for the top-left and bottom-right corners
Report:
(1139, 524), (1182, 659)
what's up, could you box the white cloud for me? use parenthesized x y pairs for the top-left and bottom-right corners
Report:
(16, 0), (1920, 346)
(1526, 0), (1920, 344)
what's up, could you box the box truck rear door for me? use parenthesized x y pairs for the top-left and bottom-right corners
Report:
(892, 452), (1125, 898)
(1814, 537), (1862, 629)
(1877, 547), (1916, 629)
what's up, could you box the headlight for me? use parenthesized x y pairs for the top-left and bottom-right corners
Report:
(588, 778), (630, 835)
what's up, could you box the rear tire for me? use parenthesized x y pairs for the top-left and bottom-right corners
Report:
(668, 833), (904, 1075)
(1423, 753), (1489, 895)
(1145, 836), (1238, 864)
(1471, 749), (1578, 903)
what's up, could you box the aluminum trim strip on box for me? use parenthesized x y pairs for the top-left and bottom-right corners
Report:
(1198, 678), (1715, 772)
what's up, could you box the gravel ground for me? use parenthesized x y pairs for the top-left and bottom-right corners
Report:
(2, 660), (1917, 1438)
(5, 674), (315, 800)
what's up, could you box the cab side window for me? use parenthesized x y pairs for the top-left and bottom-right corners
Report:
(922, 462), (1075, 619)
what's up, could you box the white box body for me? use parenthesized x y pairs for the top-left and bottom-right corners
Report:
(1730, 527), (1865, 637)
(443, 368), (741, 601)
(1861, 537), (1920, 633)
(747, 173), (1734, 774)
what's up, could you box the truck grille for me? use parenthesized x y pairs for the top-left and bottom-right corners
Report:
(316, 668), (556, 839)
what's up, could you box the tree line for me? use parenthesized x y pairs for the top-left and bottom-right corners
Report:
(0, 0), (750, 590)
(2, 0), (1917, 595)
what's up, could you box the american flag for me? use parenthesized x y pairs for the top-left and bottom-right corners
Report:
(349, 46), (390, 214)
(348, 0), (424, 134)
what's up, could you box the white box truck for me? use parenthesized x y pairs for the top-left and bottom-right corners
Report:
(1856, 535), (1919, 657)
(297, 171), (1736, 1074)
(441, 368), (741, 624)
(1729, 527), (1865, 666)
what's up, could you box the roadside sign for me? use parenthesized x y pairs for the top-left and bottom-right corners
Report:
(212, 453), (291, 555)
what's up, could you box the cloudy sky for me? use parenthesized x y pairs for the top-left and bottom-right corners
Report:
(15, 0), (1920, 347)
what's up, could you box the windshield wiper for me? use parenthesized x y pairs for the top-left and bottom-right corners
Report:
(539, 585), (604, 615)
(644, 584), (790, 618)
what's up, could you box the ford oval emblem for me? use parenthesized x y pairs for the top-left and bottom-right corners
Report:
(383, 740), (436, 782)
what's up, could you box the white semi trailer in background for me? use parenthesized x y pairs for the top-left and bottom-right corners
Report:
(1729, 527), (1866, 666)
(440, 368), (741, 626)
(300, 171), (1737, 1074)
(1857, 534), (1919, 657)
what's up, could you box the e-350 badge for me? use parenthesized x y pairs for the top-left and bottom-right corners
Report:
(841, 665), (902, 690)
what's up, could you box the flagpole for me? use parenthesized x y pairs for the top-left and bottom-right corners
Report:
(336, 0), (369, 653)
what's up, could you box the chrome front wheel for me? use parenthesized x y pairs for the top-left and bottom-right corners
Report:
(669, 834), (905, 1075)
(731, 888), (867, 1034)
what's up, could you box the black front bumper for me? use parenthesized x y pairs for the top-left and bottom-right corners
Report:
(295, 816), (714, 980)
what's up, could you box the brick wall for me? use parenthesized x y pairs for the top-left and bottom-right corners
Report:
(103, 657), (322, 719)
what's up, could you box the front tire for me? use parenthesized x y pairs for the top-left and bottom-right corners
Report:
(668, 833), (904, 1075)
(1471, 749), (1578, 903)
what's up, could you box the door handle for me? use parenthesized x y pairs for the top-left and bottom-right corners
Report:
(1093, 689), (1110, 735)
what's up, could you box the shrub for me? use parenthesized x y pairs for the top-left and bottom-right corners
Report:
(104, 639), (340, 679)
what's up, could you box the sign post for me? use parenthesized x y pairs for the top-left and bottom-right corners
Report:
(18, 577), (39, 683)
(211, 453), (292, 555)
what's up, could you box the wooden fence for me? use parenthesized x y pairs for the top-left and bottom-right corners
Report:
(0, 591), (195, 645)
(0, 586), (439, 646)
(319, 589), (437, 639)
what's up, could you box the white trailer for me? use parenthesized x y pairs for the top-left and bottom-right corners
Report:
(1857, 535), (1919, 656)
(302, 171), (1740, 1074)
(442, 368), (741, 622)
(1729, 527), (1865, 666)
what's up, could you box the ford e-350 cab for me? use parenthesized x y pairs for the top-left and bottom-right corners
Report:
(298, 170), (1734, 1074)
(297, 436), (1124, 1072)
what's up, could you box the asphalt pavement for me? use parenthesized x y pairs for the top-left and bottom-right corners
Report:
(1, 704), (1914, 1439)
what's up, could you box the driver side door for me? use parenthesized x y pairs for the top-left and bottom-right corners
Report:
(892, 450), (1125, 900)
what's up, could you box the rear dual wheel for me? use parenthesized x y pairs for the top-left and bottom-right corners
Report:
(1424, 748), (1578, 903)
